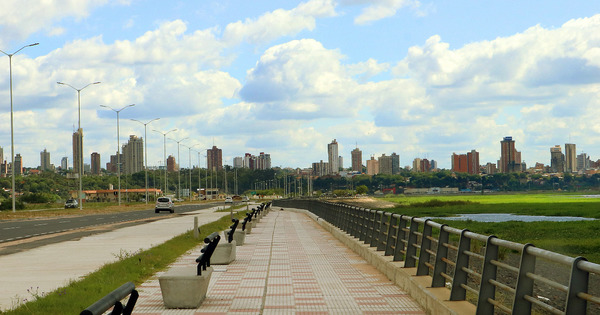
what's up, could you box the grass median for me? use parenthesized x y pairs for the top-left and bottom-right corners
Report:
(1, 212), (244, 314)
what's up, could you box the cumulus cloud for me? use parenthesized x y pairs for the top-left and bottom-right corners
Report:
(239, 39), (358, 119)
(342, 0), (422, 25)
(222, 0), (337, 45)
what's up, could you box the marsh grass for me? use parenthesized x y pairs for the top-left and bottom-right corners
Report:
(1, 213), (240, 314)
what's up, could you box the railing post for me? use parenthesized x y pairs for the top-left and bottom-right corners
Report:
(393, 215), (408, 262)
(431, 224), (449, 287)
(384, 214), (399, 256)
(364, 209), (375, 245)
(370, 211), (383, 248)
(476, 235), (499, 314)
(565, 256), (589, 315)
(416, 219), (433, 276)
(450, 229), (471, 301)
(404, 218), (419, 268)
(359, 208), (368, 242)
(511, 243), (536, 315)
(377, 212), (391, 252)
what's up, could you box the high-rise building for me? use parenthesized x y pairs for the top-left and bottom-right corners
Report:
(40, 149), (51, 171)
(61, 157), (69, 170)
(366, 156), (378, 175)
(107, 152), (123, 173)
(327, 139), (339, 175)
(122, 135), (144, 174)
(0, 146), (3, 164)
(565, 143), (577, 173)
(312, 160), (328, 177)
(452, 150), (479, 174)
(577, 153), (590, 172)
(167, 155), (177, 172)
(499, 136), (521, 173)
(257, 152), (271, 170)
(91, 152), (101, 175)
(207, 146), (222, 172)
(233, 157), (243, 168)
(351, 147), (362, 172)
(550, 145), (565, 173)
(14, 153), (23, 175)
(412, 158), (422, 172)
(73, 128), (83, 175)
(391, 153), (400, 174)
(378, 154), (393, 174)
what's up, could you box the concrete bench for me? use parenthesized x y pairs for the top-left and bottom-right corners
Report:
(158, 232), (220, 308)
(80, 282), (138, 315)
(226, 218), (245, 246)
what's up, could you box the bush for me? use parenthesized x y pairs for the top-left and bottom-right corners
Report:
(0, 198), (25, 210)
(19, 192), (59, 204)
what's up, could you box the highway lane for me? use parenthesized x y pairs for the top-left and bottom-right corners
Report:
(0, 203), (218, 244)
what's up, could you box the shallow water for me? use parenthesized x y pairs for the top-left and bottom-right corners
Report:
(434, 213), (595, 222)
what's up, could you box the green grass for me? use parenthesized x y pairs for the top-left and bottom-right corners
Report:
(1, 213), (241, 314)
(374, 193), (600, 263)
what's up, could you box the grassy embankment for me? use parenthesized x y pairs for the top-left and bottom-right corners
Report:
(378, 193), (600, 263)
(1, 210), (245, 314)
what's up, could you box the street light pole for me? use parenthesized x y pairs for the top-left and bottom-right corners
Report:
(100, 104), (135, 206)
(169, 137), (189, 200)
(153, 128), (177, 196)
(1, 43), (39, 212)
(57, 81), (100, 210)
(183, 144), (199, 202)
(131, 118), (160, 204)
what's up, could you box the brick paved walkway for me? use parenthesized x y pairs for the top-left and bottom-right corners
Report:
(133, 209), (425, 314)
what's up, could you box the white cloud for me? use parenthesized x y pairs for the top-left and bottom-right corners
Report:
(222, 0), (337, 45)
(347, 58), (390, 82)
(343, 0), (422, 25)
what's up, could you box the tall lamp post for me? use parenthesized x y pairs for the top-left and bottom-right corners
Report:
(169, 137), (189, 200)
(131, 118), (160, 204)
(57, 81), (100, 210)
(1, 43), (39, 212)
(153, 128), (177, 196)
(100, 104), (135, 206)
(183, 144), (199, 202)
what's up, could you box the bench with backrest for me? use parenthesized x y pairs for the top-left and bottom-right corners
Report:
(80, 282), (138, 315)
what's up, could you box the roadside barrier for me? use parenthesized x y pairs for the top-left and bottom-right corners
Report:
(80, 282), (138, 315)
(274, 199), (600, 315)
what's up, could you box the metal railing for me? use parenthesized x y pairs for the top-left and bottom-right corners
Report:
(80, 282), (138, 315)
(274, 199), (600, 315)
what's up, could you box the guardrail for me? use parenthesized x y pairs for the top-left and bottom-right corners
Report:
(274, 199), (600, 315)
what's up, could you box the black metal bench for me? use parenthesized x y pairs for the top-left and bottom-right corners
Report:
(80, 282), (138, 315)
(225, 219), (239, 243)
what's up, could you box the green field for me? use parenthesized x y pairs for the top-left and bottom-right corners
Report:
(377, 193), (600, 263)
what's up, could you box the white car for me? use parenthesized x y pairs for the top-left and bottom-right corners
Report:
(225, 196), (233, 204)
(242, 196), (249, 202)
(155, 197), (174, 213)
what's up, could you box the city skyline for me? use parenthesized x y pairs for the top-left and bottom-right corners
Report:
(1, 2), (600, 170)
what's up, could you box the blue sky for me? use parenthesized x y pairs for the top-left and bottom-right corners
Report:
(1, 0), (600, 170)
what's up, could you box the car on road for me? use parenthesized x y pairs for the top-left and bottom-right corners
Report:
(155, 197), (174, 213)
(242, 196), (249, 202)
(64, 199), (78, 208)
(225, 196), (233, 204)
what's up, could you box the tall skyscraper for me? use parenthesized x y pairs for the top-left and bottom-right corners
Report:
(565, 143), (577, 173)
(499, 136), (521, 173)
(91, 152), (101, 175)
(257, 152), (271, 170)
(577, 153), (590, 171)
(122, 135), (144, 174)
(453, 150), (479, 174)
(73, 128), (83, 175)
(412, 158), (423, 172)
(40, 149), (51, 171)
(391, 153), (400, 174)
(233, 157), (243, 168)
(550, 145), (565, 173)
(107, 152), (123, 173)
(0, 146), (3, 163)
(207, 146), (222, 172)
(378, 154), (393, 174)
(327, 139), (339, 175)
(351, 147), (362, 172)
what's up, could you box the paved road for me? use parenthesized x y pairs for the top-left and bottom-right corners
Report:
(0, 202), (243, 257)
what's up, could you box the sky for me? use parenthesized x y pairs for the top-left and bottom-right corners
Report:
(1, 0), (600, 170)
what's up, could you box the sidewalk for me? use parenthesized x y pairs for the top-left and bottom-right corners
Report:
(133, 208), (425, 314)
(0, 206), (228, 311)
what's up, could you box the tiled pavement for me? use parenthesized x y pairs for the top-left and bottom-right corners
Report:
(133, 209), (425, 314)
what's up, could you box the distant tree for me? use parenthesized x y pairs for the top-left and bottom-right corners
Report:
(356, 185), (368, 195)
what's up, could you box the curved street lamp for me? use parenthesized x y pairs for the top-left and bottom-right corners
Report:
(57, 81), (100, 210)
(100, 104), (135, 206)
(183, 144), (200, 202)
(169, 137), (189, 200)
(153, 128), (177, 196)
(1, 43), (39, 212)
(131, 118), (160, 204)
